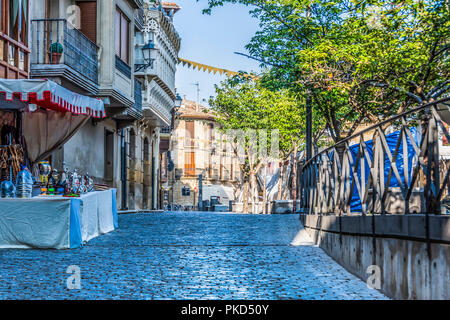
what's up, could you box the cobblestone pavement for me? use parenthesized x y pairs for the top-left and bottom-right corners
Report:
(0, 212), (387, 299)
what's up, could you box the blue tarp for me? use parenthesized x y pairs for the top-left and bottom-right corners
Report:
(69, 198), (83, 248)
(112, 189), (118, 229)
(328, 128), (420, 212)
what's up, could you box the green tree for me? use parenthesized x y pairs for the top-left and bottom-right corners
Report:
(202, 0), (449, 143)
(210, 76), (306, 212)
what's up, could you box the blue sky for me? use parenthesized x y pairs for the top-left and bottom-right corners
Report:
(173, 0), (262, 106)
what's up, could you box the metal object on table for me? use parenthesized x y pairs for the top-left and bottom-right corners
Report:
(79, 174), (88, 194)
(85, 172), (94, 192)
(72, 169), (81, 195)
(0, 180), (15, 198)
(38, 161), (51, 193)
(15, 167), (33, 198)
(47, 171), (56, 195)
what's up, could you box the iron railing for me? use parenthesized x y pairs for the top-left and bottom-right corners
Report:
(135, 7), (145, 29)
(31, 19), (99, 84)
(160, 126), (172, 134)
(299, 98), (450, 215)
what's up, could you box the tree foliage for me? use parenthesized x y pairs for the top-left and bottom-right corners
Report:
(210, 76), (306, 162)
(209, 75), (308, 210)
(202, 0), (449, 142)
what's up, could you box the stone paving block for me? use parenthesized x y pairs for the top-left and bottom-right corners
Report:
(0, 212), (388, 300)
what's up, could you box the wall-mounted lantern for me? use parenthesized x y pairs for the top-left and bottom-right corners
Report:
(135, 40), (158, 72)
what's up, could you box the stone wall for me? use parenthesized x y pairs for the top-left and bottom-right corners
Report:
(300, 214), (450, 299)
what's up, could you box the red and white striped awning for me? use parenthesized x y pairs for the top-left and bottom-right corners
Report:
(0, 79), (106, 118)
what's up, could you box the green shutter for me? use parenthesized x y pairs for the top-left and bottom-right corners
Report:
(22, 0), (27, 22)
(11, 0), (19, 29)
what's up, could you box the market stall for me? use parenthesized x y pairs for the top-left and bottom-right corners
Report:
(0, 189), (118, 249)
(0, 79), (117, 249)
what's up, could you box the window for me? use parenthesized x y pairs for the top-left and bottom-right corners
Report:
(76, 1), (97, 43)
(0, 0), (29, 78)
(184, 152), (195, 176)
(209, 123), (214, 142)
(3, 0), (28, 44)
(185, 121), (194, 147)
(115, 7), (129, 64)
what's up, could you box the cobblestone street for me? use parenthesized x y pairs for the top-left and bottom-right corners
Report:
(0, 212), (387, 299)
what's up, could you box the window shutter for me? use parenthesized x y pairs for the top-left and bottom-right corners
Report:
(77, 1), (97, 43)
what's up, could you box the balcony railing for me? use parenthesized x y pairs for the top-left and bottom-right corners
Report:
(31, 19), (99, 84)
(135, 7), (145, 30)
(160, 126), (172, 134)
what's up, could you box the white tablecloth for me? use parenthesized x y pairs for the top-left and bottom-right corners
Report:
(0, 189), (117, 249)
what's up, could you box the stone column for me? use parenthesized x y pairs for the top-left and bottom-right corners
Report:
(97, 0), (114, 86)
(152, 128), (160, 210)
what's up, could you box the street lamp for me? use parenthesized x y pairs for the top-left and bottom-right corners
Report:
(170, 93), (182, 130)
(135, 40), (157, 72)
(174, 93), (182, 108)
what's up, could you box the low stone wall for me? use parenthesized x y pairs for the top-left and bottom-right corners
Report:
(300, 214), (450, 299)
(232, 201), (294, 214)
(232, 202), (265, 214)
(270, 200), (293, 214)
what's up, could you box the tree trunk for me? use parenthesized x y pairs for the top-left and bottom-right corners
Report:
(262, 165), (267, 214)
(243, 180), (249, 213)
(249, 171), (257, 214)
(335, 141), (346, 164)
(292, 146), (298, 213)
(277, 162), (283, 200)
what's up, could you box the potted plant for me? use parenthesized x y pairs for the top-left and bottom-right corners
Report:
(48, 42), (63, 64)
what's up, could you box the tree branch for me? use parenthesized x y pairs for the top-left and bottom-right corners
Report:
(364, 81), (423, 104)
(427, 80), (450, 100)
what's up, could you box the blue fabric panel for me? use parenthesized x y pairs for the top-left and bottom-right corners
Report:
(345, 127), (420, 212)
(111, 189), (119, 229)
(69, 198), (83, 248)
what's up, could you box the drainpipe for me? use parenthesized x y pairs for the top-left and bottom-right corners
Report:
(305, 95), (312, 161)
(152, 128), (160, 210)
(151, 153), (156, 210)
(120, 128), (128, 210)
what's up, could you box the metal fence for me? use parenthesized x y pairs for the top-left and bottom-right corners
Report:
(135, 7), (145, 29)
(160, 126), (172, 134)
(31, 19), (99, 84)
(299, 98), (450, 215)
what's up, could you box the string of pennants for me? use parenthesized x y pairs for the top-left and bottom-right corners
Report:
(178, 58), (260, 80)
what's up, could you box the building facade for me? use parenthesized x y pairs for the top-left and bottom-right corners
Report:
(27, 0), (180, 211)
(0, 0), (30, 79)
(168, 100), (242, 209)
(129, 0), (180, 210)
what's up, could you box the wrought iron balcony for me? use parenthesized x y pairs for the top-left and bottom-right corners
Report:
(30, 19), (99, 92)
(160, 126), (172, 134)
